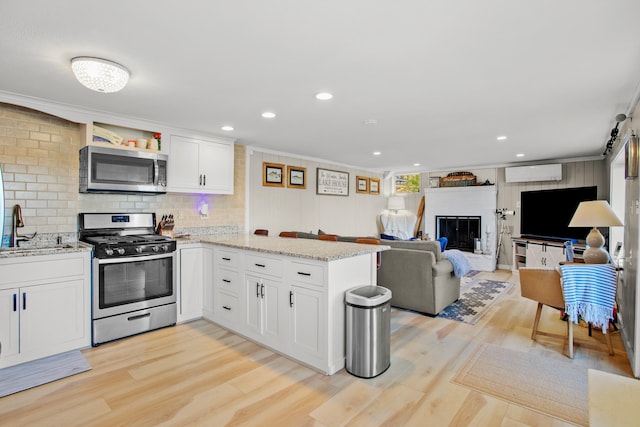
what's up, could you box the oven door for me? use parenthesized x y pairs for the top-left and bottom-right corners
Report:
(92, 252), (176, 319)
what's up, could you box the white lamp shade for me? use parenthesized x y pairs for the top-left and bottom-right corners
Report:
(71, 57), (129, 93)
(387, 196), (405, 211)
(568, 200), (623, 228)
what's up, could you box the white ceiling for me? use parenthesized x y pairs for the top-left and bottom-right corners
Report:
(2, 0), (640, 173)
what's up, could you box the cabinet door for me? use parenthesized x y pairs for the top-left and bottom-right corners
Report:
(545, 245), (566, 266)
(261, 278), (283, 345)
(525, 244), (544, 267)
(199, 140), (234, 194)
(179, 246), (204, 322)
(0, 288), (19, 359)
(244, 275), (262, 336)
(289, 285), (322, 359)
(20, 280), (85, 355)
(168, 135), (201, 190)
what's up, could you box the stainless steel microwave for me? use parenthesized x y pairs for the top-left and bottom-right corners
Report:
(79, 146), (168, 194)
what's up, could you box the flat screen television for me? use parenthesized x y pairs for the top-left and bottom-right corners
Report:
(520, 186), (597, 242)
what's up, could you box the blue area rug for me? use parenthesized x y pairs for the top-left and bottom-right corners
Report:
(0, 350), (91, 397)
(437, 274), (513, 325)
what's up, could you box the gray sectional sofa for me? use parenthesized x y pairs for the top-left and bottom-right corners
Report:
(291, 231), (460, 316)
(376, 240), (460, 316)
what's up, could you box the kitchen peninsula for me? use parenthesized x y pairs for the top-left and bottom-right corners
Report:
(177, 234), (388, 375)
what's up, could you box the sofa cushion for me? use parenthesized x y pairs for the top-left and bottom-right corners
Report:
(384, 239), (443, 261)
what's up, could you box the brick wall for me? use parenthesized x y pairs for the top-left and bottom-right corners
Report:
(0, 102), (245, 242)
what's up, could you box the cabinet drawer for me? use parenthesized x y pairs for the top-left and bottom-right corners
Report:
(216, 291), (240, 324)
(245, 254), (283, 277)
(214, 248), (241, 269)
(216, 268), (240, 294)
(287, 261), (324, 286)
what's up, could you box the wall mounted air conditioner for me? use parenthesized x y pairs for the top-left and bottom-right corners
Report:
(505, 163), (562, 183)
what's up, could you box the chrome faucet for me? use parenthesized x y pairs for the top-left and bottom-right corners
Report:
(11, 204), (36, 247)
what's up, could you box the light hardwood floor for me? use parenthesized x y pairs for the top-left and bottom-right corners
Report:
(1, 270), (633, 426)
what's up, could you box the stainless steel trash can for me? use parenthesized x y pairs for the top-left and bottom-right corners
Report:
(345, 285), (392, 378)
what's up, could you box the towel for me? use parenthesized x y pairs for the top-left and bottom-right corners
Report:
(560, 264), (617, 333)
(443, 249), (472, 277)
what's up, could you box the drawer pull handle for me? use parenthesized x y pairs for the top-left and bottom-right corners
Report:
(222, 257), (231, 261)
(297, 272), (311, 277)
(222, 279), (231, 283)
(222, 306), (231, 311)
(128, 313), (151, 321)
(255, 263), (266, 268)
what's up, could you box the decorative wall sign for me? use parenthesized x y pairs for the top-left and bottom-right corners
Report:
(287, 165), (306, 189)
(263, 162), (285, 187)
(369, 178), (380, 194)
(316, 168), (349, 196)
(356, 176), (369, 194)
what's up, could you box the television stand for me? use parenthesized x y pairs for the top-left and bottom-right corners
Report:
(512, 237), (585, 271)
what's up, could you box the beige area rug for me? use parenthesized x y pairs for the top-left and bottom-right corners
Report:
(452, 343), (588, 426)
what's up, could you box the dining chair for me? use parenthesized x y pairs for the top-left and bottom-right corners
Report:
(278, 231), (298, 238)
(318, 234), (338, 241)
(519, 268), (569, 347)
(355, 238), (381, 269)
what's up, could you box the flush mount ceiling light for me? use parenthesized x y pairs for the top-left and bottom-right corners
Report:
(261, 112), (276, 119)
(71, 57), (130, 93)
(221, 125), (234, 131)
(315, 92), (333, 100)
(497, 135), (508, 141)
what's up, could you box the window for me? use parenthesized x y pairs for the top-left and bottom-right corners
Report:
(395, 174), (420, 193)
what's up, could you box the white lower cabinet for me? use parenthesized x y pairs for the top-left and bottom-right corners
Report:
(0, 251), (91, 369)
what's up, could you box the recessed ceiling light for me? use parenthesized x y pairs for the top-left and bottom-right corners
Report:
(413, 163), (421, 167)
(363, 119), (378, 125)
(315, 92), (333, 100)
(221, 125), (234, 131)
(373, 151), (381, 156)
(262, 112), (276, 119)
(516, 153), (525, 157)
(497, 136), (508, 141)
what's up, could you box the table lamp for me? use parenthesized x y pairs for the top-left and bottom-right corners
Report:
(387, 196), (405, 212)
(568, 200), (623, 263)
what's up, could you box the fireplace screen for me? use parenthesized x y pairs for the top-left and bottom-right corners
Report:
(436, 216), (481, 252)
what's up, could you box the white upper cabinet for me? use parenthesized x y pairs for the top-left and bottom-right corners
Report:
(168, 135), (234, 194)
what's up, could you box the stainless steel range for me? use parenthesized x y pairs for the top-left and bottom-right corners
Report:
(79, 212), (177, 346)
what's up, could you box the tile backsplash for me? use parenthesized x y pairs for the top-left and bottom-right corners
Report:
(0, 102), (245, 244)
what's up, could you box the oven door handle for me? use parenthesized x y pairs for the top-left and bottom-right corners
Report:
(96, 252), (175, 264)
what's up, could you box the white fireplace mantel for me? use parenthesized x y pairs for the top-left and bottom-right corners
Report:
(424, 185), (498, 271)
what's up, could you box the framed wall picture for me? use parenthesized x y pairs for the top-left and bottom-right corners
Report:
(369, 178), (380, 194)
(316, 168), (349, 196)
(356, 176), (369, 194)
(263, 162), (285, 187)
(287, 165), (306, 189)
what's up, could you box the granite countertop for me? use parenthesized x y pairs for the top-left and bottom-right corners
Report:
(177, 234), (389, 261)
(0, 242), (93, 259)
